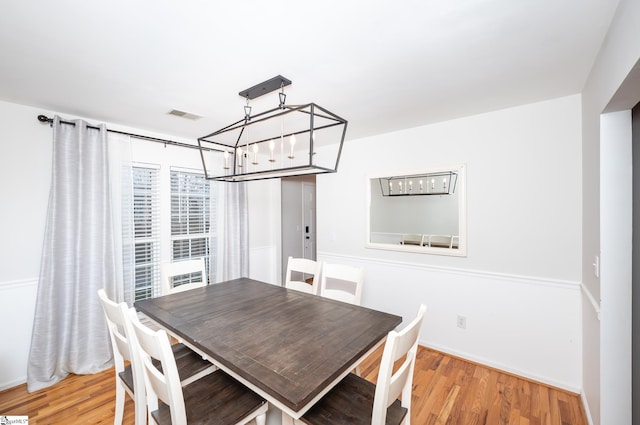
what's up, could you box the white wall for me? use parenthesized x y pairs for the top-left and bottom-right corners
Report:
(320, 95), (582, 279)
(0, 102), (52, 281)
(600, 110), (632, 425)
(0, 101), (52, 389)
(317, 95), (583, 390)
(580, 0), (640, 423)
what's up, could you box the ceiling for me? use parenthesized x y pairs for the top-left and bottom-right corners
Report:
(0, 0), (621, 142)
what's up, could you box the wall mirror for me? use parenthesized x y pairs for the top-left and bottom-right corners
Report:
(366, 164), (466, 256)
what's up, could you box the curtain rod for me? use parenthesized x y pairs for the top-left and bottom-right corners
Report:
(37, 114), (219, 152)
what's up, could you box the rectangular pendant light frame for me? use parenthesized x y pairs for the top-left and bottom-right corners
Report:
(197, 76), (347, 182)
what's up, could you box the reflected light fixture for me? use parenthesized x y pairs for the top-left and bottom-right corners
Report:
(380, 171), (458, 196)
(197, 75), (348, 182)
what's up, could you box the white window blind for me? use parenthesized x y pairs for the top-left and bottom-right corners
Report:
(124, 166), (160, 304)
(170, 170), (216, 283)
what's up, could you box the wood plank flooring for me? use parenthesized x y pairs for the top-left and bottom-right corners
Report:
(0, 346), (587, 425)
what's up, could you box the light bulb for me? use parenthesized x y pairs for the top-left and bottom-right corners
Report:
(252, 144), (259, 164)
(269, 140), (275, 162)
(289, 134), (296, 158)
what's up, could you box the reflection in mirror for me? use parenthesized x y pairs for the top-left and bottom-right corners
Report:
(367, 165), (466, 256)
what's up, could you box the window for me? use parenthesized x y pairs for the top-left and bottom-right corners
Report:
(125, 166), (160, 304)
(170, 170), (216, 285)
(124, 166), (216, 303)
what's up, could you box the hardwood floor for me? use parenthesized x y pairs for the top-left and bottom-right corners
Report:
(359, 347), (588, 425)
(0, 346), (587, 425)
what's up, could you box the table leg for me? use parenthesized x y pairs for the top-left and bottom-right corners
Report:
(281, 411), (296, 425)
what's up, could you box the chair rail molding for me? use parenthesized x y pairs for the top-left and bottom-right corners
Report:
(0, 277), (39, 290)
(581, 282), (601, 320)
(317, 252), (581, 290)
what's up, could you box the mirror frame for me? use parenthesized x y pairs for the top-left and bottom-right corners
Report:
(365, 164), (467, 256)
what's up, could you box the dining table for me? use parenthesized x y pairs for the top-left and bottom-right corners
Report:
(134, 277), (402, 423)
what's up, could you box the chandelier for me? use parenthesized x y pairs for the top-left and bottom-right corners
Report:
(197, 75), (348, 182)
(379, 171), (458, 196)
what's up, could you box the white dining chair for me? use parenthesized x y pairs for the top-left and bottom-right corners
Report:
(400, 234), (422, 246)
(319, 263), (364, 306)
(98, 289), (216, 425)
(160, 258), (207, 295)
(98, 289), (147, 425)
(284, 256), (322, 295)
(299, 304), (427, 425)
(427, 235), (452, 248)
(127, 308), (268, 425)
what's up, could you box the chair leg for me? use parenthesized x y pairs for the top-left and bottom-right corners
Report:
(114, 379), (125, 425)
(281, 412), (295, 425)
(133, 393), (146, 425)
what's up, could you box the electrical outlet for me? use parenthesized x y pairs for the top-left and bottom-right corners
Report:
(456, 315), (467, 329)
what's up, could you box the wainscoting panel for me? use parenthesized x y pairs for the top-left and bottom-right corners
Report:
(318, 252), (582, 392)
(0, 278), (38, 390)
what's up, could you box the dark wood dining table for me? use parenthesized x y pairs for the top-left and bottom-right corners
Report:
(134, 277), (402, 422)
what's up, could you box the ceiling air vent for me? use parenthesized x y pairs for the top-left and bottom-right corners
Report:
(168, 109), (202, 120)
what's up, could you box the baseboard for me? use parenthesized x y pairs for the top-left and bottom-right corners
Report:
(424, 341), (582, 394)
(0, 377), (26, 392)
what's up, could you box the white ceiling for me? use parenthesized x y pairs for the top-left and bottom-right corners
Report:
(0, 0), (621, 142)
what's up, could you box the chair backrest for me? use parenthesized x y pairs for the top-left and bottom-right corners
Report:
(372, 304), (426, 425)
(98, 289), (131, 372)
(128, 308), (188, 425)
(401, 234), (422, 246)
(285, 256), (322, 295)
(320, 263), (364, 305)
(160, 258), (206, 295)
(97, 289), (146, 413)
(428, 235), (452, 248)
